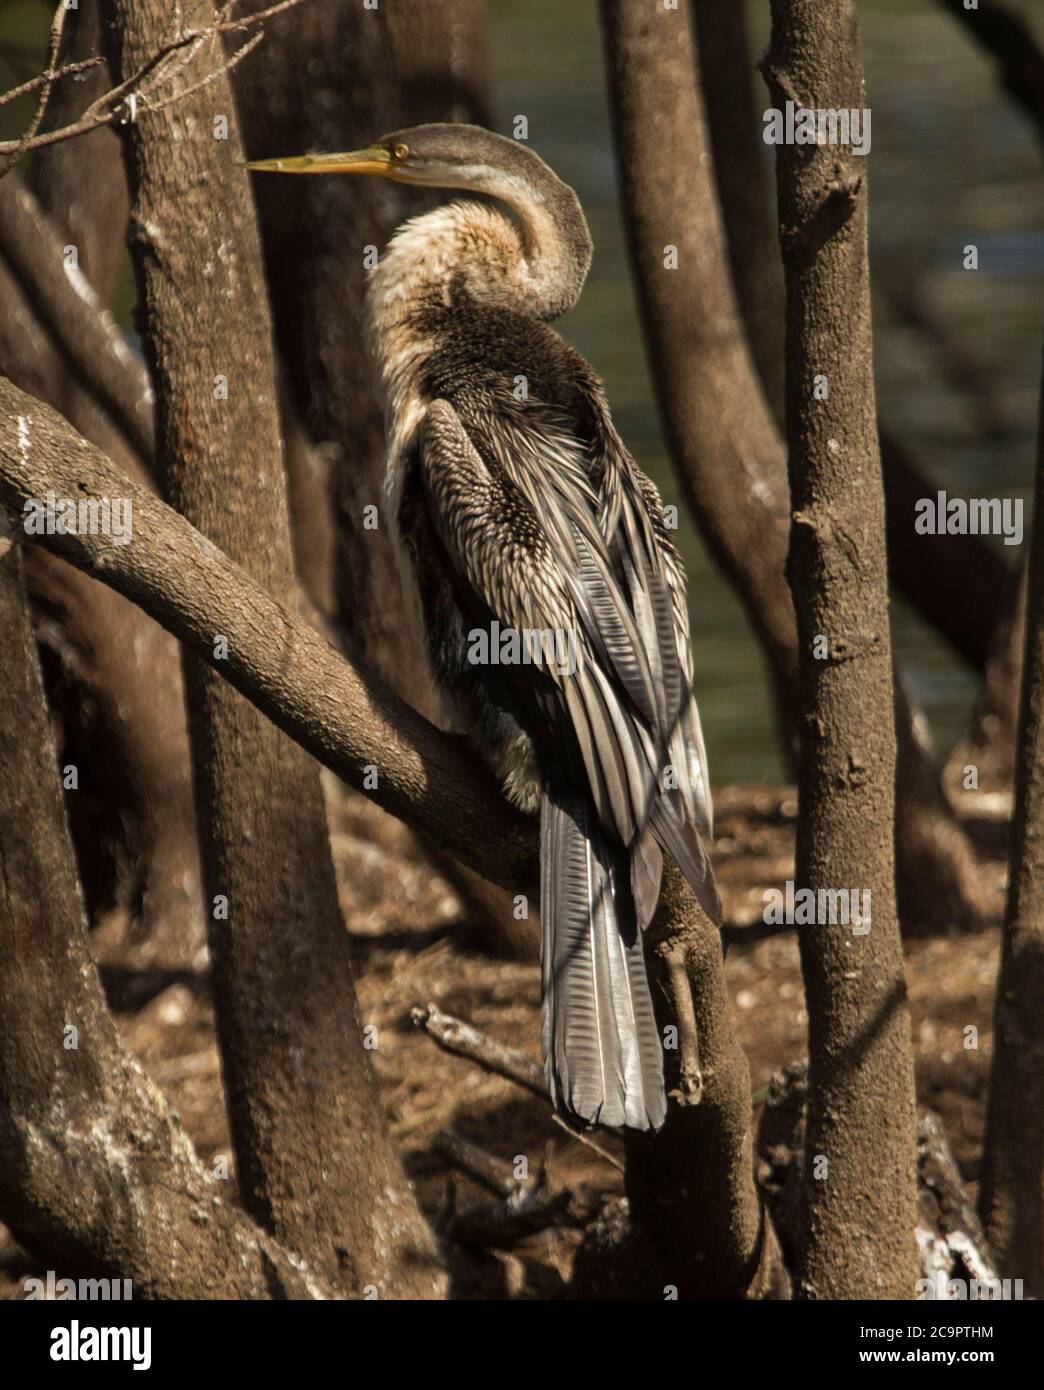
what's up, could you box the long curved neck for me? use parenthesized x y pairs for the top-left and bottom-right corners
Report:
(486, 163), (593, 319)
(369, 163), (593, 336)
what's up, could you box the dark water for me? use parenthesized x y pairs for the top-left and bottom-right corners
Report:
(491, 0), (1042, 784)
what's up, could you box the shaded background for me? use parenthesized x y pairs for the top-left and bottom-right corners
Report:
(1, 0), (1040, 783)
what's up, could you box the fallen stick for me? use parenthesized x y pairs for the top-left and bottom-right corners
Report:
(412, 1004), (625, 1172)
(434, 1130), (603, 1248)
(435, 1128), (524, 1198)
(410, 1003), (545, 1097)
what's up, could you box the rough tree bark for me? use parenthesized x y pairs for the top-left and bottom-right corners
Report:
(619, 865), (787, 1299)
(978, 364), (1044, 1296)
(764, 0), (920, 1298)
(601, 0), (984, 931)
(0, 540), (330, 1300)
(103, 0), (442, 1297)
(0, 0), (202, 955)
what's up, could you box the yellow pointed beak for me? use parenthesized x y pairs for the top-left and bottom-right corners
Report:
(244, 147), (394, 177)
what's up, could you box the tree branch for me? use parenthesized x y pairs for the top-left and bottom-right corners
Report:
(411, 1004), (546, 1096)
(10, 1), (69, 159)
(0, 374), (538, 897)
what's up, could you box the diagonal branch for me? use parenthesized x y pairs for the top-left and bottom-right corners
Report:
(0, 57), (105, 113)
(0, 374), (538, 897)
(0, 375), (789, 1296)
(11, 1), (69, 157)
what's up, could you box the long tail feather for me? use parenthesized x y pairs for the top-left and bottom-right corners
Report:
(541, 790), (666, 1131)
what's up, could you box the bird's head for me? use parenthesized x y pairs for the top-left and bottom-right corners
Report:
(249, 122), (556, 196)
(247, 123), (592, 319)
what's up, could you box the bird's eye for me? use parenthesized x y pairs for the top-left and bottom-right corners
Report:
(392, 142), (410, 162)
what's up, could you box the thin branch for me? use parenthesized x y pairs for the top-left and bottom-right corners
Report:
(410, 1004), (546, 1096)
(438, 1179), (575, 1249)
(6, 1), (68, 163)
(144, 32), (264, 118)
(0, 56), (106, 111)
(435, 1128), (527, 1198)
(433, 1130), (604, 1246)
(0, 0), (308, 173)
(550, 1115), (625, 1173)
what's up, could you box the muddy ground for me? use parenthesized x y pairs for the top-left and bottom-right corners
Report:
(0, 781), (1009, 1298)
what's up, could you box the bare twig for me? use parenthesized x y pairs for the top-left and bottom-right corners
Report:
(433, 1130), (603, 1247)
(0, 56), (105, 111)
(435, 1128), (526, 1198)
(550, 1116), (625, 1173)
(438, 1180), (575, 1248)
(144, 32), (265, 118)
(410, 1003), (545, 1096)
(7, 1), (69, 164)
(0, 0), (308, 173)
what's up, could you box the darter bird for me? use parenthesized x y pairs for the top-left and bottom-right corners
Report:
(248, 125), (720, 1130)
